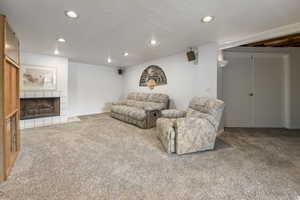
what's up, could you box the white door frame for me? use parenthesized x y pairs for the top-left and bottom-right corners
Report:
(221, 51), (290, 128)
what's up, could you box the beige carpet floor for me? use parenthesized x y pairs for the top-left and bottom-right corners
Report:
(0, 113), (299, 200)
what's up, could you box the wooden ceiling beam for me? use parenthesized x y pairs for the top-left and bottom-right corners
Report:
(243, 32), (300, 47)
(270, 38), (300, 47)
(287, 41), (300, 47)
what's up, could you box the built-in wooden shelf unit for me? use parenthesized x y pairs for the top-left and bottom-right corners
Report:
(0, 15), (21, 181)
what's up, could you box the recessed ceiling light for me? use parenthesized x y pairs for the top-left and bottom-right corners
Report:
(107, 57), (112, 63)
(57, 38), (66, 43)
(123, 52), (129, 56)
(150, 39), (157, 46)
(201, 16), (215, 23)
(65, 10), (79, 19)
(54, 49), (60, 55)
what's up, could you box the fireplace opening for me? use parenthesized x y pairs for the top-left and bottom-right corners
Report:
(21, 97), (60, 120)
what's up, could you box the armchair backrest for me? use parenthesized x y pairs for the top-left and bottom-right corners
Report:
(188, 97), (225, 129)
(127, 92), (169, 109)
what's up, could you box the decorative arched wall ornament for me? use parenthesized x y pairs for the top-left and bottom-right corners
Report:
(139, 65), (167, 89)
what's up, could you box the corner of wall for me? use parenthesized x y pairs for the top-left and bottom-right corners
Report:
(196, 42), (218, 98)
(283, 54), (291, 129)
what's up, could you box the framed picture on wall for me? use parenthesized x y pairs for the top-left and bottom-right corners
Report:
(21, 65), (57, 90)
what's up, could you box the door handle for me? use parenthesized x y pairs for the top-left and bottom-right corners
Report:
(249, 93), (254, 96)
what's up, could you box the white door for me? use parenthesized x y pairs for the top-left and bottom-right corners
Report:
(223, 52), (284, 128)
(253, 54), (283, 127)
(222, 53), (253, 127)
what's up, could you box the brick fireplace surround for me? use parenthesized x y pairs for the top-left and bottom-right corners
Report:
(21, 97), (60, 120)
(20, 90), (68, 129)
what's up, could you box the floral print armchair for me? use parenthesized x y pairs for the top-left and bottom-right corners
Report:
(157, 97), (225, 155)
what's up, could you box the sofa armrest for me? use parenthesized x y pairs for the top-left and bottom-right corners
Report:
(145, 109), (160, 118)
(161, 109), (186, 119)
(112, 100), (127, 106)
(143, 109), (161, 128)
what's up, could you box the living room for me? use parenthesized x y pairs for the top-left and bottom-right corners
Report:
(0, 1), (299, 199)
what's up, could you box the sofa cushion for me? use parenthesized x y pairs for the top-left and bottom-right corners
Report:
(125, 100), (146, 108)
(127, 93), (148, 102)
(124, 100), (165, 111)
(144, 102), (165, 111)
(127, 92), (169, 104)
(147, 93), (169, 104)
(187, 97), (225, 130)
(111, 105), (146, 120)
(189, 97), (224, 116)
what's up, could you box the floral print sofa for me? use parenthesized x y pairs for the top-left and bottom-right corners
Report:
(157, 97), (225, 155)
(111, 92), (169, 129)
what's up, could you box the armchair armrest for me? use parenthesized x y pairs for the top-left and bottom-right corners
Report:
(186, 112), (219, 130)
(161, 109), (186, 119)
(175, 117), (217, 154)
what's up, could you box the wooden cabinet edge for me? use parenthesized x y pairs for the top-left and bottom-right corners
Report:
(5, 56), (20, 69)
(0, 15), (6, 181)
(0, 14), (21, 181)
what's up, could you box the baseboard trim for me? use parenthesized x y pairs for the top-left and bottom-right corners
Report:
(75, 112), (110, 118)
(286, 127), (300, 130)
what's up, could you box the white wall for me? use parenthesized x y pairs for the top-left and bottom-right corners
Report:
(21, 52), (69, 95)
(68, 62), (123, 117)
(123, 43), (218, 109)
(20, 43), (219, 121)
(20, 52), (69, 128)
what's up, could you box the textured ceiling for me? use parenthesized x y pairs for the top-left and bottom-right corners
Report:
(0, 0), (300, 66)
